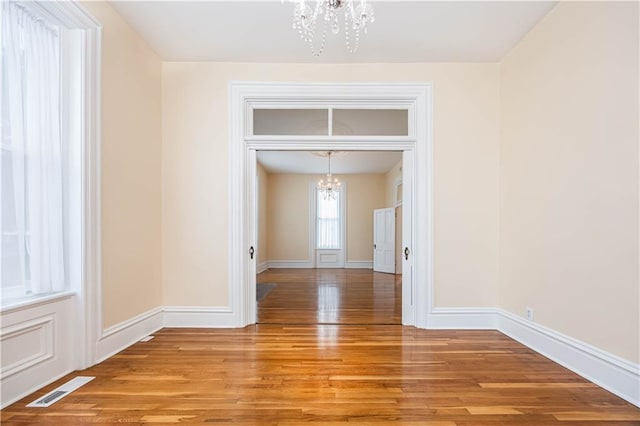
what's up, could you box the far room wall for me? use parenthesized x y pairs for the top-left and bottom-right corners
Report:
(384, 160), (403, 273)
(259, 172), (390, 267)
(257, 162), (270, 267)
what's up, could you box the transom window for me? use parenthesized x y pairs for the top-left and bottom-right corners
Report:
(252, 108), (409, 137)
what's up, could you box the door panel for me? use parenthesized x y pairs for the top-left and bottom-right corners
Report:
(373, 208), (395, 274)
(315, 249), (344, 268)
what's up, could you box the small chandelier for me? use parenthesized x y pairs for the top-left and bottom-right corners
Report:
(318, 152), (341, 200)
(289, 0), (375, 56)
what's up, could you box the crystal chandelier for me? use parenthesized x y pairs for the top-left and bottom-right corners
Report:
(290, 0), (375, 56)
(318, 152), (341, 200)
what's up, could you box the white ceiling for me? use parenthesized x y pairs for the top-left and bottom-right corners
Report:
(257, 151), (402, 174)
(109, 1), (557, 63)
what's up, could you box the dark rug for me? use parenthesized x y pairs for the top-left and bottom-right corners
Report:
(256, 283), (276, 301)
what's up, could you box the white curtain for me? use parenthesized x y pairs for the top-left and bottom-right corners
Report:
(1, 1), (65, 297)
(317, 191), (340, 249)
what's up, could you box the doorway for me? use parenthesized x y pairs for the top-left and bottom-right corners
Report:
(229, 82), (433, 328)
(255, 150), (403, 324)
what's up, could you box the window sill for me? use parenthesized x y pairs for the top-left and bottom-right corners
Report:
(0, 291), (75, 315)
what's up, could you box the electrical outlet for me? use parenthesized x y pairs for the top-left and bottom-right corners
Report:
(526, 307), (534, 321)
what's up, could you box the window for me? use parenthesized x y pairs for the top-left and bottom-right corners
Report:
(253, 109), (329, 136)
(317, 191), (341, 249)
(251, 108), (409, 137)
(1, 1), (79, 302)
(332, 109), (408, 136)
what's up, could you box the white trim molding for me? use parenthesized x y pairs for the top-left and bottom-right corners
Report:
(345, 261), (373, 269)
(1, 316), (55, 380)
(423, 306), (640, 407)
(427, 307), (498, 329)
(497, 309), (640, 407)
(267, 260), (315, 269)
(95, 307), (163, 363)
(0, 1), (101, 409)
(229, 82), (434, 328)
(4, 303), (637, 409)
(36, 0), (103, 371)
(99, 304), (640, 408)
(261, 260), (374, 269)
(163, 306), (237, 328)
(30, 0), (103, 370)
(257, 262), (269, 274)
(0, 294), (76, 409)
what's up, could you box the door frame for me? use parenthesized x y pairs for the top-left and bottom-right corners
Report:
(228, 82), (433, 328)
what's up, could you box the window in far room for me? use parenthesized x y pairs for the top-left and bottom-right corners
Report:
(317, 190), (341, 250)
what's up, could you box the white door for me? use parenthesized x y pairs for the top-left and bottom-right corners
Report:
(401, 150), (413, 324)
(373, 208), (395, 273)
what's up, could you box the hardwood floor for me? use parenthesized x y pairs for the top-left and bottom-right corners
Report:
(2, 270), (638, 424)
(2, 326), (639, 425)
(257, 268), (402, 325)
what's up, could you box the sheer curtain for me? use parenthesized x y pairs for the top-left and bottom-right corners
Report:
(317, 191), (340, 249)
(1, 1), (65, 298)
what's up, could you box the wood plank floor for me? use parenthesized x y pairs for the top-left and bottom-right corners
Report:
(257, 268), (402, 325)
(3, 270), (638, 424)
(2, 326), (639, 425)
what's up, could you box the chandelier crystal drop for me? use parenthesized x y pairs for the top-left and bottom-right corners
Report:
(318, 152), (341, 200)
(289, 0), (374, 57)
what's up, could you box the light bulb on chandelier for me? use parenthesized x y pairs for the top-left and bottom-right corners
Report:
(288, 0), (374, 57)
(318, 151), (341, 200)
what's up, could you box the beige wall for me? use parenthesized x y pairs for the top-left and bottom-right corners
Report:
(162, 63), (501, 307)
(499, 2), (639, 363)
(385, 160), (402, 208)
(82, 2), (163, 328)
(257, 163), (269, 266)
(266, 173), (386, 262)
(87, 0), (638, 367)
(266, 174), (311, 261)
(73, 1), (638, 371)
(346, 174), (387, 261)
(384, 160), (404, 273)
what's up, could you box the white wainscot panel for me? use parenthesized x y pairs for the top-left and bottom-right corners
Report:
(1, 316), (54, 378)
(0, 294), (76, 408)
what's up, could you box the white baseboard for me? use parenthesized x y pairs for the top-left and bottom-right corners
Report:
(163, 306), (238, 328)
(497, 309), (640, 407)
(423, 306), (639, 407)
(427, 307), (498, 329)
(268, 260), (314, 269)
(257, 262), (269, 274)
(345, 261), (373, 269)
(95, 307), (163, 363)
(266, 260), (373, 269)
(5, 301), (638, 410)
